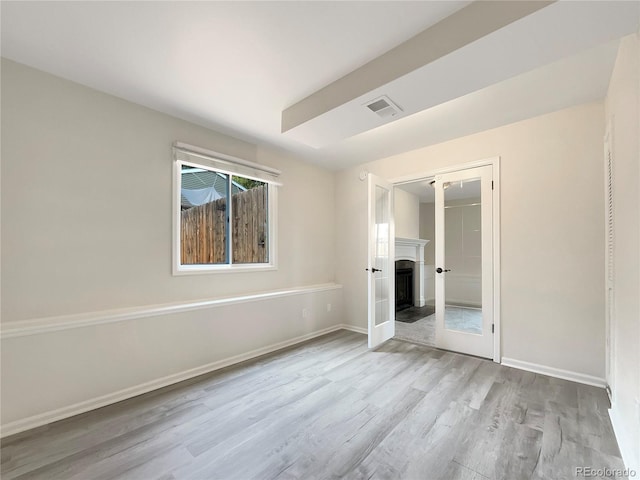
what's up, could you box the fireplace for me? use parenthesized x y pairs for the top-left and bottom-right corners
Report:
(395, 237), (429, 309)
(395, 260), (414, 312)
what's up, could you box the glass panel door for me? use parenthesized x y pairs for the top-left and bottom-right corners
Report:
(374, 185), (391, 326)
(444, 178), (482, 334)
(368, 174), (395, 348)
(435, 166), (493, 359)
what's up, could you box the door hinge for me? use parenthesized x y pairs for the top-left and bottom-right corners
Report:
(492, 323), (495, 334)
(491, 181), (494, 190)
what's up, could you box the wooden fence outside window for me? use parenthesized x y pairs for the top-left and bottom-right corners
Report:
(181, 185), (268, 264)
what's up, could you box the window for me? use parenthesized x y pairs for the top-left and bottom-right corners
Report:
(173, 142), (279, 274)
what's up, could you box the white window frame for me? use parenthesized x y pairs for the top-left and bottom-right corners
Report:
(172, 143), (279, 275)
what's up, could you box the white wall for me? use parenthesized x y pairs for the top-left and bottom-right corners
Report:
(0, 59), (343, 432)
(418, 199), (482, 306)
(336, 101), (606, 379)
(443, 198), (482, 307)
(419, 202), (435, 302)
(605, 33), (640, 473)
(419, 202), (435, 265)
(1, 59), (336, 322)
(0, 285), (343, 434)
(393, 187), (420, 239)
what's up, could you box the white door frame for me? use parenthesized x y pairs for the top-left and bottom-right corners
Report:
(389, 157), (502, 363)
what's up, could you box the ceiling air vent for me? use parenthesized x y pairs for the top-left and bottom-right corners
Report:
(365, 95), (403, 119)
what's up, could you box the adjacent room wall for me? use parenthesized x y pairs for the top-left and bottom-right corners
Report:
(0, 59), (342, 433)
(419, 202), (436, 265)
(393, 187), (420, 239)
(336, 101), (606, 380)
(443, 197), (482, 308)
(419, 202), (435, 302)
(605, 33), (640, 473)
(419, 198), (483, 307)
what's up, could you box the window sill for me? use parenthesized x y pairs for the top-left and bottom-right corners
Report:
(173, 263), (277, 276)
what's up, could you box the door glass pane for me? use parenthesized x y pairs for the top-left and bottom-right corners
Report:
(444, 178), (482, 334)
(375, 185), (390, 326)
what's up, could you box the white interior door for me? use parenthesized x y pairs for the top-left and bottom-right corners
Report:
(367, 173), (395, 348)
(434, 165), (493, 358)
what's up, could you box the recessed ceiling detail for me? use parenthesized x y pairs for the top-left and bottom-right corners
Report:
(1, 1), (638, 170)
(281, 0), (639, 149)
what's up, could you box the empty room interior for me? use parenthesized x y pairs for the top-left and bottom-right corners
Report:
(1, 1), (639, 479)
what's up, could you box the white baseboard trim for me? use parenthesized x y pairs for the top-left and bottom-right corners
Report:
(609, 404), (640, 473)
(1, 283), (342, 339)
(501, 357), (606, 388)
(1, 323), (357, 438)
(340, 324), (367, 335)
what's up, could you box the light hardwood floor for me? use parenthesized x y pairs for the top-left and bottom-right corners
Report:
(1, 330), (624, 480)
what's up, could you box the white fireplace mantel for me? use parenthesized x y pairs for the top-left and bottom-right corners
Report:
(395, 237), (429, 263)
(395, 237), (430, 308)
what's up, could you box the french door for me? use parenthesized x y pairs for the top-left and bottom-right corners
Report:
(434, 165), (494, 359)
(367, 173), (395, 348)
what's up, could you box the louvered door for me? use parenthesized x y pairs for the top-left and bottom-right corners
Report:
(604, 130), (615, 399)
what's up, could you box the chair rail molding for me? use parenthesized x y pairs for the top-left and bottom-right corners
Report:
(1, 283), (342, 339)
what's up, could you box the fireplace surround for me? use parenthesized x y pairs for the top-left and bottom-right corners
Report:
(394, 237), (429, 309)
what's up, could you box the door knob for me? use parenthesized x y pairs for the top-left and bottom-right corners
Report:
(365, 268), (382, 273)
(436, 267), (451, 274)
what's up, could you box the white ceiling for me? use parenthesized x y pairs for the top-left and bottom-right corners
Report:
(283, 1), (638, 148)
(397, 179), (436, 204)
(1, 1), (637, 171)
(323, 38), (621, 167)
(397, 178), (482, 203)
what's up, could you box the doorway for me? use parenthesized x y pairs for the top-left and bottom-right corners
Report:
(375, 159), (500, 361)
(392, 177), (437, 347)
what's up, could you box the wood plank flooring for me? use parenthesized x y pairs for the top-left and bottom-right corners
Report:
(1, 331), (624, 480)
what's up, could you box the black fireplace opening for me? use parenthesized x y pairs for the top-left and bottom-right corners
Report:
(395, 260), (414, 312)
